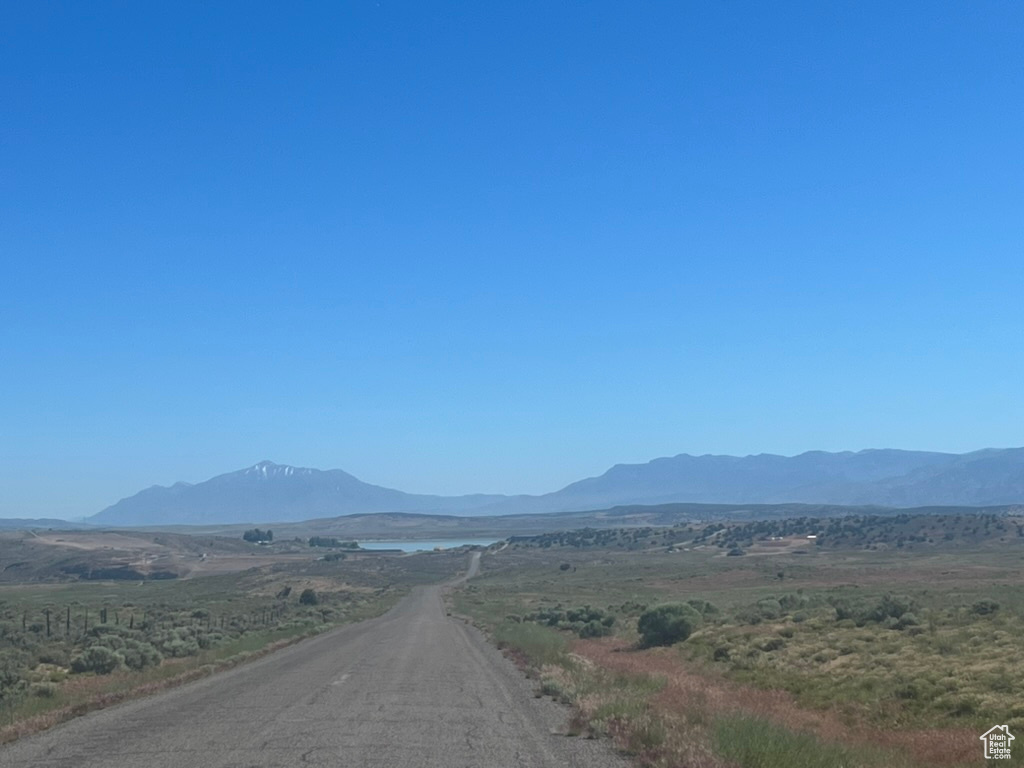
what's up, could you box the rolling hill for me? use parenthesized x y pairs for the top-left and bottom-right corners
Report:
(89, 461), (508, 526)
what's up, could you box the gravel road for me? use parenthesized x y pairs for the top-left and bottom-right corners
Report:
(1, 555), (627, 767)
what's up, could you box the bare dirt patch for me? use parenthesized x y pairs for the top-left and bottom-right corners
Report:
(0, 531), (314, 582)
(184, 554), (313, 578)
(34, 532), (169, 551)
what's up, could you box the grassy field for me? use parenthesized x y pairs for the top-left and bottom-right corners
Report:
(0, 545), (468, 739)
(453, 514), (1024, 767)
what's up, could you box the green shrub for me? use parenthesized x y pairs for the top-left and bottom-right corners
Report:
(579, 620), (612, 638)
(71, 646), (123, 675)
(93, 633), (126, 652)
(735, 607), (764, 625)
(687, 599), (719, 616)
(0, 651), (28, 705)
(36, 648), (70, 666)
(896, 612), (919, 630)
(637, 604), (703, 647)
(971, 599), (1000, 616)
(527, 605), (615, 638)
(120, 640), (163, 670)
(154, 627), (201, 658)
(868, 593), (915, 623)
(29, 682), (58, 698)
(162, 637), (200, 658)
(299, 589), (318, 606)
(198, 630), (226, 649)
(829, 597), (866, 622)
(778, 594), (806, 611)
(757, 599), (784, 620)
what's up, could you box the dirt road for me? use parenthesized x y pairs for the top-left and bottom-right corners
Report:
(1, 555), (625, 767)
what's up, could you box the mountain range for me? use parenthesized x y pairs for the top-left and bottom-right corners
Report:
(88, 448), (1024, 526)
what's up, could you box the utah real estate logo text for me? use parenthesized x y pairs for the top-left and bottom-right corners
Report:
(980, 725), (1014, 760)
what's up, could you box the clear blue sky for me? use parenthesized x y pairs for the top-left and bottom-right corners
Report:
(2, 2), (1022, 518)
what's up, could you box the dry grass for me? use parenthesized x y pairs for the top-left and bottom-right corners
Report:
(462, 535), (1024, 766)
(665, 561), (1019, 595)
(574, 637), (980, 767)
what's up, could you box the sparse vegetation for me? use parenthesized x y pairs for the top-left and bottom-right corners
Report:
(518, 605), (616, 638)
(714, 715), (881, 768)
(505, 511), (1018, 556)
(0, 543), (467, 735)
(456, 513), (1024, 767)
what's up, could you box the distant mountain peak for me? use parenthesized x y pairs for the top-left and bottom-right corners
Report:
(88, 447), (1024, 527)
(249, 459), (281, 471)
(242, 461), (313, 479)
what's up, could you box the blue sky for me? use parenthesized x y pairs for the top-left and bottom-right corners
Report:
(2, 2), (1022, 518)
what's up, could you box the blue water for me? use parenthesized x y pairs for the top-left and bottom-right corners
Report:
(356, 538), (498, 552)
